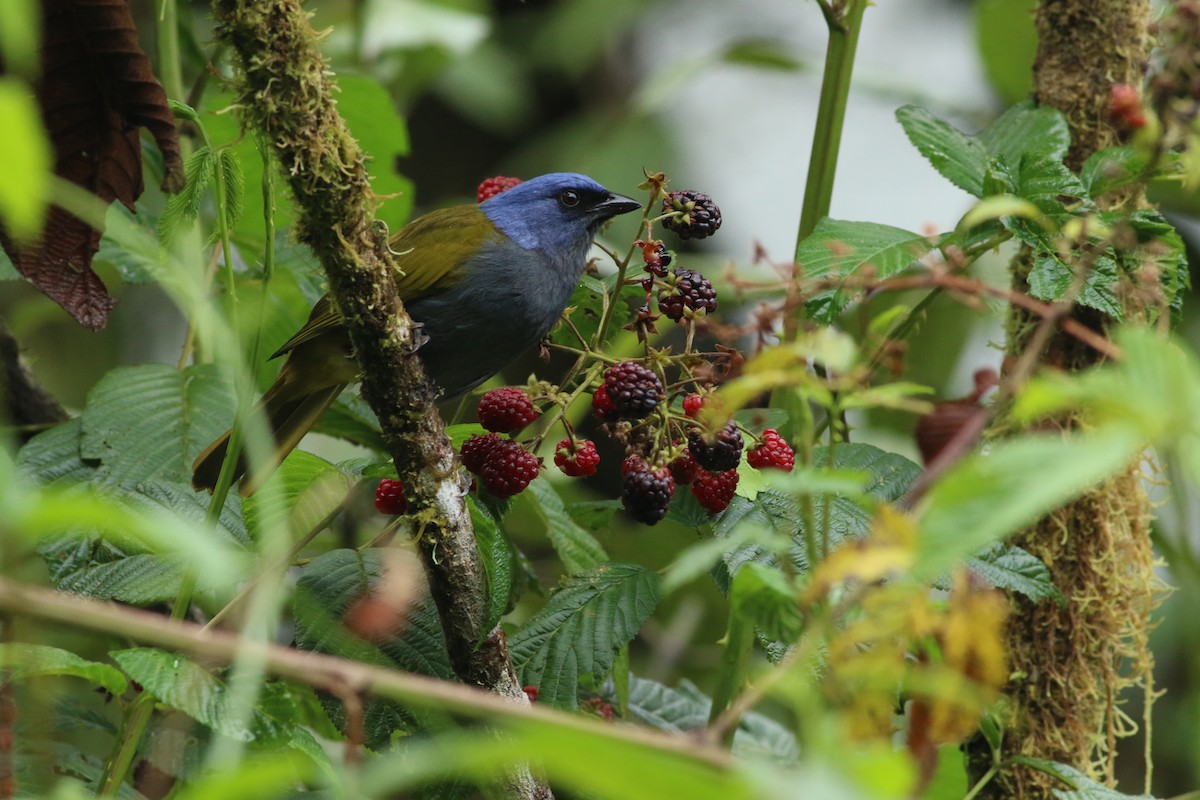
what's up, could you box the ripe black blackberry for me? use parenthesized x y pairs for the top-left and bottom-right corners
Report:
(661, 190), (722, 240)
(621, 460), (675, 525)
(658, 268), (717, 321)
(604, 361), (664, 420)
(687, 421), (744, 471)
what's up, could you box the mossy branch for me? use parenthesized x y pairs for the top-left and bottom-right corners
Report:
(208, 4), (544, 796)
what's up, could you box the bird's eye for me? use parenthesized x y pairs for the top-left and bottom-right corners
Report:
(558, 189), (580, 209)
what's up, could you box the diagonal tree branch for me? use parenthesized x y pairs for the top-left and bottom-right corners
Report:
(207, 3), (545, 796)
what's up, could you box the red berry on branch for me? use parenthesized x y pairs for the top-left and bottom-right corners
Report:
(682, 393), (705, 419)
(477, 387), (538, 433)
(460, 432), (504, 474)
(592, 385), (618, 422)
(479, 439), (540, 499)
(374, 478), (407, 514)
(554, 438), (600, 477)
(746, 429), (795, 472)
(669, 448), (701, 485)
(691, 469), (739, 514)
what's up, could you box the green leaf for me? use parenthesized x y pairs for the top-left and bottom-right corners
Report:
(975, 0), (1037, 105)
(722, 39), (804, 71)
(78, 363), (236, 485)
(170, 754), (316, 800)
(796, 219), (936, 323)
(217, 147), (246, 236)
(896, 105), (988, 196)
(524, 479), (608, 574)
(1027, 252), (1123, 319)
(0, 77), (50, 241)
(312, 394), (387, 451)
(959, 544), (1063, 604)
(294, 549), (452, 680)
(159, 145), (217, 245)
(1080, 146), (1150, 198)
(1009, 756), (1159, 799)
(509, 562), (661, 709)
(109, 648), (326, 763)
(916, 429), (1141, 579)
(620, 676), (798, 762)
(16, 418), (96, 486)
(471, 495), (515, 639)
(242, 449), (348, 540)
(55, 553), (194, 605)
(979, 102), (1071, 166)
(0, 643), (128, 696)
(730, 562), (801, 642)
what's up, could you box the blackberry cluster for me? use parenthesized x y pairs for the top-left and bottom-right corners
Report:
(604, 362), (664, 420)
(687, 421), (744, 472)
(658, 268), (717, 322)
(621, 460), (675, 525)
(661, 190), (722, 241)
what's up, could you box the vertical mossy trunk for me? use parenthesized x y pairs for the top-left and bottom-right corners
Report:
(967, 2), (1159, 797)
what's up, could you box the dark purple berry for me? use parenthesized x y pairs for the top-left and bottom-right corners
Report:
(662, 190), (722, 240)
(604, 361), (664, 420)
(687, 421), (744, 472)
(621, 460), (675, 525)
(657, 268), (717, 321)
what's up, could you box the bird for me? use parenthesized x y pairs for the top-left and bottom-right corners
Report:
(192, 172), (641, 494)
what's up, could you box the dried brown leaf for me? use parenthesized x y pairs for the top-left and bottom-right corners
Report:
(0, 0), (183, 330)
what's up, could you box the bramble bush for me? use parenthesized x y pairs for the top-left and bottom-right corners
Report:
(2, 1), (1200, 799)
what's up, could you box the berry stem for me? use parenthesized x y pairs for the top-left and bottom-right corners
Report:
(707, 606), (755, 749)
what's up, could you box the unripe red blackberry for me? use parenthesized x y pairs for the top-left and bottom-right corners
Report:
(621, 459), (675, 525)
(658, 268), (717, 321)
(476, 387), (538, 433)
(554, 438), (600, 478)
(691, 469), (738, 514)
(461, 432), (504, 474)
(682, 393), (705, 418)
(479, 439), (540, 499)
(604, 361), (664, 420)
(477, 175), (522, 203)
(746, 429), (795, 472)
(669, 449), (701, 485)
(687, 421), (744, 472)
(374, 478), (407, 514)
(661, 190), (722, 240)
(592, 385), (618, 422)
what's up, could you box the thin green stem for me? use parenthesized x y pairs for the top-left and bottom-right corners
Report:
(961, 763), (999, 800)
(99, 694), (156, 797)
(707, 609), (755, 749)
(794, 0), (868, 253)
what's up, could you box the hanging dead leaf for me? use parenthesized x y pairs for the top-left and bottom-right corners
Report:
(0, 0), (184, 330)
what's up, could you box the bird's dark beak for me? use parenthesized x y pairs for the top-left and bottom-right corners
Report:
(594, 192), (642, 220)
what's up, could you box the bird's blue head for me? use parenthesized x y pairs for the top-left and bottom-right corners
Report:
(479, 172), (641, 253)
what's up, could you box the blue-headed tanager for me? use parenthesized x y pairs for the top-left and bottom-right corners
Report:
(191, 172), (640, 494)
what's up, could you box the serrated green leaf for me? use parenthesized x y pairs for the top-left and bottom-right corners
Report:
(524, 480), (608, 574)
(168, 98), (201, 124)
(963, 544), (1064, 605)
(0, 643), (128, 696)
(1010, 756), (1158, 799)
(730, 562), (801, 642)
(78, 363), (236, 485)
(509, 562), (661, 709)
(16, 418), (95, 486)
(978, 102), (1070, 167)
(55, 553), (193, 604)
(916, 429), (1141, 579)
(796, 219), (935, 322)
(217, 147), (245, 235)
(471, 495), (514, 640)
(896, 105), (988, 196)
(1027, 252), (1123, 319)
(159, 145), (217, 245)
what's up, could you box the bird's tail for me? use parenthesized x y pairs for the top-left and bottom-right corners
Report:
(191, 380), (347, 496)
